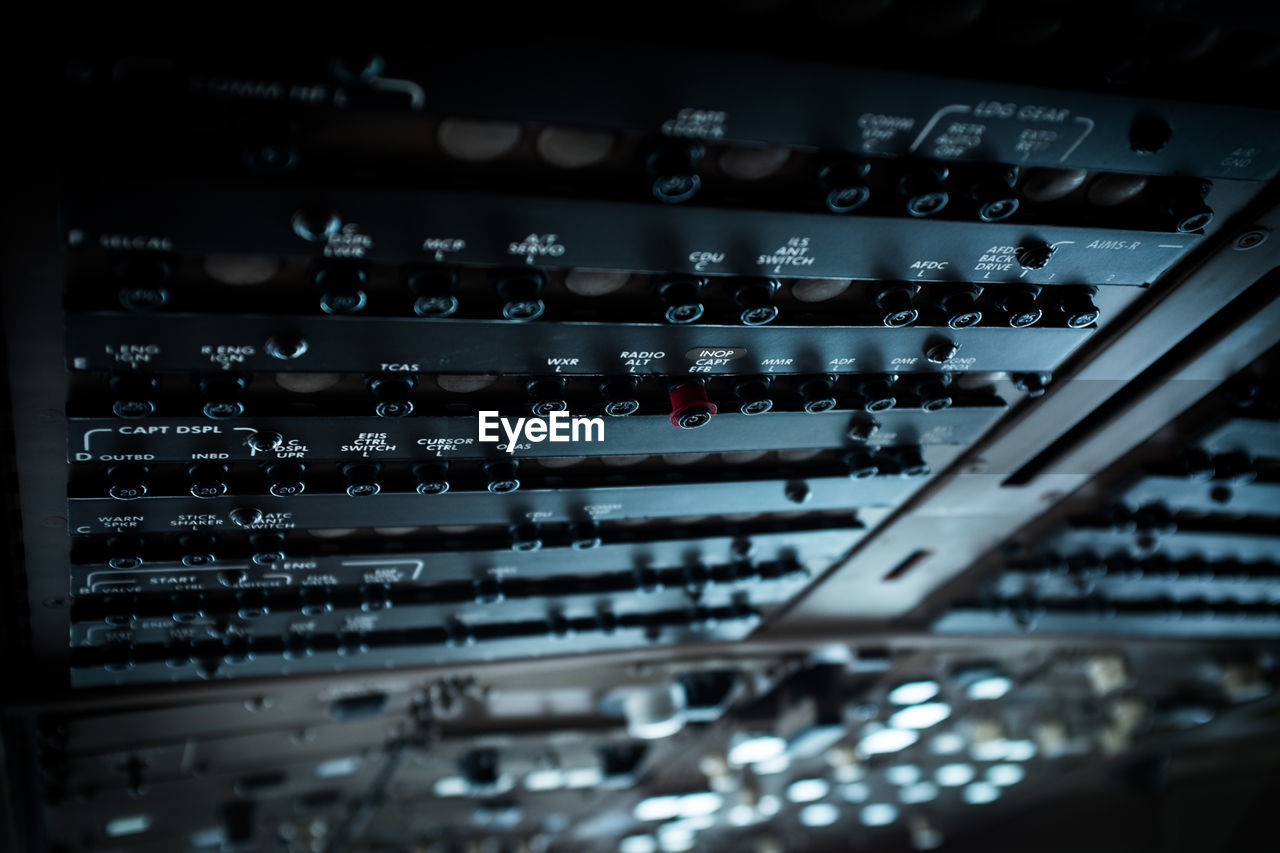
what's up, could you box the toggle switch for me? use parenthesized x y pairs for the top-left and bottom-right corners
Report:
(106, 536), (144, 570)
(730, 277), (781, 326)
(997, 285), (1043, 327)
(510, 522), (542, 552)
(114, 255), (172, 312)
(180, 534), (216, 568)
(406, 266), (460, 318)
(842, 449), (880, 479)
(669, 382), (717, 428)
(898, 162), (950, 217)
(526, 376), (568, 415)
(250, 532), (286, 565)
(413, 461), (450, 495)
(966, 165), (1020, 222)
(198, 374), (248, 419)
(106, 464), (149, 500)
(600, 377), (641, 417)
(873, 283), (921, 327)
(816, 155), (872, 213)
(734, 376), (774, 415)
(109, 373), (158, 419)
(313, 263), (369, 315)
(266, 462), (306, 497)
(486, 459), (521, 494)
(1056, 286), (1101, 328)
(799, 375), (839, 414)
(369, 374), (415, 418)
(937, 286), (984, 329)
(653, 274), (707, 324)
(188, 463), (230, 499)
(857, 375), (899, 412)
(491, 268), (547, 321)
(647, 140), (704, 203)
(343, 462), (381, 497)
(910, 373), (954, 413)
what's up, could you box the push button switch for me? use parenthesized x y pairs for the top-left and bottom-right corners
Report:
(734, 376), (774, 415)
(492, 268), (547, 321)
(873, 284), (920, 327)
(817, 155), (871, 213)
(600, 377), (641, 417)
(647, 140), (704, 203)
(369, 375), (415, 418)
(799, 376), (839, 414)
(527, 377), (568, 415)
(266, 463), (306, 498)
(486, 460), (521, 494)
(314, 264), (369, 315)
(730, 277), (781, 326)
(669, 382), (717, 428)
(106, 536), (144, 570)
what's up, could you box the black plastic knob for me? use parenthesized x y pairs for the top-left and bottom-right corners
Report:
(893, 446), (930, 477)
(109, 373), (158, 419)
(1057, 286), (1101, 328)
(938, 287), (984, 329)
(299, 586), (332, 616)
(1015, 241), (1054, 270)
(106, 465), (149, 501)
(911, 374), (954, 413)
(843, 449), (879, 480)
(407, 266), (460, 318)
(526, 377), (568, 415)
(600, 377), (641, 417)
(1012, 372), (1052, 398)
(250, 532), (286, 566)
(187, 463), (229, 499)
(199, 374), (248, 419)
(266, 462), (306, 498)
(171, 591), (205, 622)
(857, 376), (899, 413)
(313, 264), (369, 315)
(492, 268), (547, 321)
(229, 506), (264, 528)
(799, 376), (839, 414)
(485, 459), (521, 494)
(342, 463), (381, 497)
(359, 583), (392, 612)
(653, 274), (707, 324)
(264, 333), (309, 361)
(291, 204), (341, 242)
(413, 461), (450, 495)
(730, 277), (781, 326)
(734, 376), (774, 416)
(997, 286), (1043, 327)
(106, 536), (144, 570)
(245, 430), (283, 453)
(369, 375), (416, 418)
(510, 522), (542, 552)
(899, 163), (950, 217)
(569, 519), (602, 550)
(873, 284), (921, 327)
(1163, 179), (1213, 233)
(1130, 115), (1172, 155)
(180, 534), (216, 568)
(846, 417), (880, 442)
(647, 140), (704, 203)
(966, 165), (1020, 222)
(474, 576), (505, 605)
(115, 255), (172, 312)
(817, 155), (872, 213)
